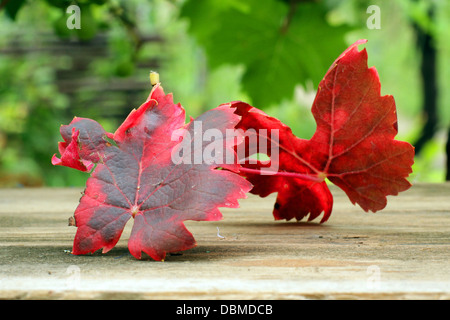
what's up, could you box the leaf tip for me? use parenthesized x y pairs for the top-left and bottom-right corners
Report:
(51, 154), (60, 166)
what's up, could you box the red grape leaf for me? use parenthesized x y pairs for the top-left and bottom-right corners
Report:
(234, 39), (415, 223)
(51, 117), (113, 172)
(52, 83), (252, 260)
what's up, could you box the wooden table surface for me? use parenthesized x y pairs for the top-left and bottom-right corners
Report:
(0, 183), (449, 300)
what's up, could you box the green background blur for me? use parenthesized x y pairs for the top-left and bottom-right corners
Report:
(0, 0), (449, 187)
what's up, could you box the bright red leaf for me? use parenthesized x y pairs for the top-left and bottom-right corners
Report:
(234, 39), (415, 223)
(52, 83), (252, 260)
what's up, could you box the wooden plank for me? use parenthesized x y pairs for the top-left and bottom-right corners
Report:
(0, 183), (449, 299)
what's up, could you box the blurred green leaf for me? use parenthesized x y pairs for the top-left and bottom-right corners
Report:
(3, 0), (27, 20)
(410, 137), (446, 182)
(181, 0), (351, 108)
(45, 0), (72, 9)
(77, 4), (98, 41)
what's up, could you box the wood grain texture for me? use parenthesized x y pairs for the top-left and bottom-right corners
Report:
(0, 183), (449, 299)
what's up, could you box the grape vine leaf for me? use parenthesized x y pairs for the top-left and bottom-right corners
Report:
(180, 0), (351, 107)
(52, 83), (252, 260)
(233, 39), (415, 223)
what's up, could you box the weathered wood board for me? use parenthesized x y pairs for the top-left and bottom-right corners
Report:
(0, 183), (449, 299)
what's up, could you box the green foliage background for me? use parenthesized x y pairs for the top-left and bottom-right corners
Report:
(0, 0), (449, 187)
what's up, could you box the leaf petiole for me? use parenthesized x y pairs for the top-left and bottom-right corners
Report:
(238, 167), (325, 183)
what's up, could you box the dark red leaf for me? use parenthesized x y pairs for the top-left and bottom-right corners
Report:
(53, 84), (252, 260)
(234, 40), (415, 222)
(52, 117), (112, 172)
